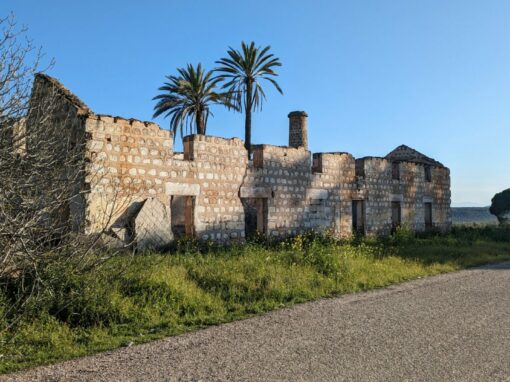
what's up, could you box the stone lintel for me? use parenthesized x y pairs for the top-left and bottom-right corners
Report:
(165, 182), (200, 196)
(240, 186), (272, 198)
(306, 188), (329, 200)
(423, 196), (433, 203)
(391, 194), (404, 202)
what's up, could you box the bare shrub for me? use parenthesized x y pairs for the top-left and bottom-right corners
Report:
(0, 14), (124, 327)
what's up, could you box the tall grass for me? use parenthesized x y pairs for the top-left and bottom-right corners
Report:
(1, 225), (509, 374)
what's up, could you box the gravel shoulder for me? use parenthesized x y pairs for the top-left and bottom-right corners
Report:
(3, 262), (510, 382)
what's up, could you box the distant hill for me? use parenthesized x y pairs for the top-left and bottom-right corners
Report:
(452, 207), (498, 225)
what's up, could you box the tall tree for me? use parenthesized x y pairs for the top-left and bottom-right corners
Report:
(215, 41), (283, 158)
(153, 63), (232, 137)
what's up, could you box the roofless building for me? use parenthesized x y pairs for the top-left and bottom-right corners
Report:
(23, 74), (451, 248)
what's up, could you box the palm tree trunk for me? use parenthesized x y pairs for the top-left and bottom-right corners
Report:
(245, 81), (253, 159)
(196, 110), (205, 135)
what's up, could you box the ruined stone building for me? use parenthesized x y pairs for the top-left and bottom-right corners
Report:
(25, 74), (451, 248)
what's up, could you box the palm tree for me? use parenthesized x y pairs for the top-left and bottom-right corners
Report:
(215, 41), (283, 158)
(153, 63), (232, 137)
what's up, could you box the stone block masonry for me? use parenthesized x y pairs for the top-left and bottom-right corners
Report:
(288, 111), (308, 150)
(26, 74), (451, 248)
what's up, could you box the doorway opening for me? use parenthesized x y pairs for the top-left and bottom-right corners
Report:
(170, 195), (195, 238)
(424, 202), (433, 230)
(352, 200), (365, 235)
(242, 198), (268, 237)
(391, 201), (401, 232)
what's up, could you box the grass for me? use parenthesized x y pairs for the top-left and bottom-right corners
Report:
(1, 225), (509, 374)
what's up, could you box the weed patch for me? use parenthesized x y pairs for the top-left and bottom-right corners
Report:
(1, 226), (509, 374)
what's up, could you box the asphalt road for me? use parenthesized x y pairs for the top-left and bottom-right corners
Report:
(4, 262), (510, 382)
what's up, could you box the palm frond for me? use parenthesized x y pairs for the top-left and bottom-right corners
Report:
(214, 41), (283, 113)
(153, 63), (233, 137)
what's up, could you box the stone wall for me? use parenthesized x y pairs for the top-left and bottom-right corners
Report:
(25, 74), (89, 233)
(26, 74), (452, 248)
(182, 135), (247, 241)
(311, 152), (357, 236)
(356, 157), (393, 235)
(83, 114), (172, 236)
(83, 117), (248, 245)
(354, 157), (451, 235)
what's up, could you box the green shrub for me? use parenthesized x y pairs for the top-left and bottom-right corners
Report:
(269, 232), (352, 279)
(489, 188), (510, 223)
(451, 224), (510, 242)
(390, 224), (416, 244)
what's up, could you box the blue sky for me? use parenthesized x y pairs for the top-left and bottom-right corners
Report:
(3, 0), (509, 206)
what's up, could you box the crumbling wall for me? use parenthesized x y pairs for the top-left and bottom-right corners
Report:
(425, 166), (451, 231)
(241, 147), (357, 238)
(83, 114), (173, 244)
(352, 158), (452, 235)
(25, 75), (451, 248)
(247, 144), (311, 236)
(182, 135), (247, 241)
(390, 161), (450, 232)
(312, 152), (356, 236)
(83, 119), (452, 245)
(397, 161), (426, 230)
(25, 74), (89, 233)
(83, 124), (248, 244)
(355, 157), (393, 235)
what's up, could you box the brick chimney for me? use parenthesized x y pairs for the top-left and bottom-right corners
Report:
(288, 111), (308, 150)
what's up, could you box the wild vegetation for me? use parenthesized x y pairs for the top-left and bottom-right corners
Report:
(1, 225), (510, 374)
(0, 14), (117, 326)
